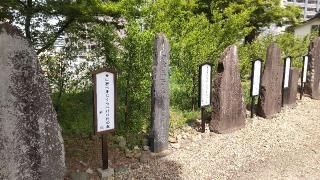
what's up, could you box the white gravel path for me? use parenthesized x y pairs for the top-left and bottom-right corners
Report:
(116, 97), (320, 180)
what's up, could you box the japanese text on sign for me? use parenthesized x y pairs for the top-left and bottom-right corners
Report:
(303, 56), (309, 83)
(283, 57), (291, 88)
(96, 72), (115, 132)
(200, 64), (212, 107)
(252, 60), (262, 96)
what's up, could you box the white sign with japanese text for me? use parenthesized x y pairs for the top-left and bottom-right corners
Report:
(252, 60), (262, 96)
(283, 57), (291, 88)
(200, 64), (212, 107)
(303, 56), (309, 83)
(96, 71), (115, 132)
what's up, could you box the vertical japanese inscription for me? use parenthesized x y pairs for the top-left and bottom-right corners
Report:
(95, 71), (115, 133)
(251, 60), (262, 97)
(150, 33), (170, 153)
(283, 57), (291, 89)
(200, 64), (212, 107)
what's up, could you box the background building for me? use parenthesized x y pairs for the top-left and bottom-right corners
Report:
(282, 0), (320, 19)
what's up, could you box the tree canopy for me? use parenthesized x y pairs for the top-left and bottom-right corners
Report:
(0, 0), (133, 54)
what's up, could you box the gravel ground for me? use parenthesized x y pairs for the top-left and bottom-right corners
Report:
(115, 97), (320, 180)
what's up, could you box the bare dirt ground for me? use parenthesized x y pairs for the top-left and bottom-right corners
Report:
(65, 97), (320, 179)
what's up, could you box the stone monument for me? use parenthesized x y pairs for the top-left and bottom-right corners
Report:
(0, 23), (66, 179)
(257, 43), (283, 118)
(150, 33), (170, 153)
(305, 37), (320, 99)
(283, 68), (300, 105)
(210, 45), (246, 133)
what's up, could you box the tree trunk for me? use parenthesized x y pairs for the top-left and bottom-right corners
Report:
(25, 0), (32, 40)
(192, 74), (196, 111)
(244, 29), (258, 44)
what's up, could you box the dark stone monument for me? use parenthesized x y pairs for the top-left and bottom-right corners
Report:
(257, 43), (283, 118)
(305, 37), (320, 99)
(0, 23), (66, 179)
(283, 68), (300, 105)
(150, 33), (170, 153)
(209, 45), (246, 134)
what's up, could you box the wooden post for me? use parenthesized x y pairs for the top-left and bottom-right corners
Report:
(92, 68), (117, 170)
(250, 96), (255, 118)
(300, 83), (304, 100)
(199, 63), (213, 133)
(250, 59), (262, 118)
(102, 134), (108, 170)
(201, 107), (205, 133)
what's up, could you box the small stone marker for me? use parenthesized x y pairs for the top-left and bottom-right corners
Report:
(0, 23), (65, 179)
(150, 33), (170, 153)
(257, 43), (283, 118)
(210, 45), (246, 133)
(283, 68), (300, 105)
(305, 37), (320, 100)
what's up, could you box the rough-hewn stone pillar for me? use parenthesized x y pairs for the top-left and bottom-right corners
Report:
(257, 43), (283, 118)
(305, 37), (320, 99)
(150, 33), (170, 153)
(283, 68), (300, 105)
(210, 45), (246, 133)
(0, 23), (66, 180)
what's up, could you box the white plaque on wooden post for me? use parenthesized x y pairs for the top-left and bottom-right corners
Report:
(302, 55), (309, 83)
(93, 69), (117, 134)
(199, 63), (212, 107)
(283, 57), (291, 88)
(251, 60), (262, 97)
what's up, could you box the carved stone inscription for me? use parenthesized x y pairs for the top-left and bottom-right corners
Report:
(305, 37), (320, 100)
(150, 34), (170, 153)
(210, 45), (246, 134)
(0, 23), (65, 179)
(257, 43), (283, 118)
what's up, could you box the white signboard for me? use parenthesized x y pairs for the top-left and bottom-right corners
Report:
(95, 71), (115, 133)
(283, 57), (291, 88)
(303, 56), (309, 83)
(200, 64), (212, 107)
(251, 60), (262, 96)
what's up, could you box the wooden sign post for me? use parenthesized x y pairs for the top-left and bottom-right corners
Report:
(199, 63), (212, 133)
(92, 68), (117, 170)
(250, 59), (262, 118)
(282, 56), (292, 106)
(300, 55), (309, 100)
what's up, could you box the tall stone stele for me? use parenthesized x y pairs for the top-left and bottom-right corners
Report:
(283, 68), (300, 105)
(0, 23), (66, 179)
(257, 43), (283, 118)
(150, 33), (170, 153)
(305, 37), (320, 99)
(210, 45), (246, 134)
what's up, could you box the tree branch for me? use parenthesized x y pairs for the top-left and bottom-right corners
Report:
(17, 0), (27, 8)
(36, 18), (74, 55)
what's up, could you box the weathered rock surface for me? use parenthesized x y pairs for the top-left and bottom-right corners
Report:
(257, 43), (283, 118)
(305, 37), (320, 99)
(283, 68), (300, 105)
(210, 45), (246, 133)
(0, 23), (66, 179)
(150, 33), (170, 153)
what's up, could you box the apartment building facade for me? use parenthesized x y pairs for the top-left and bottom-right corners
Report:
(282, 0), (320, 19)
